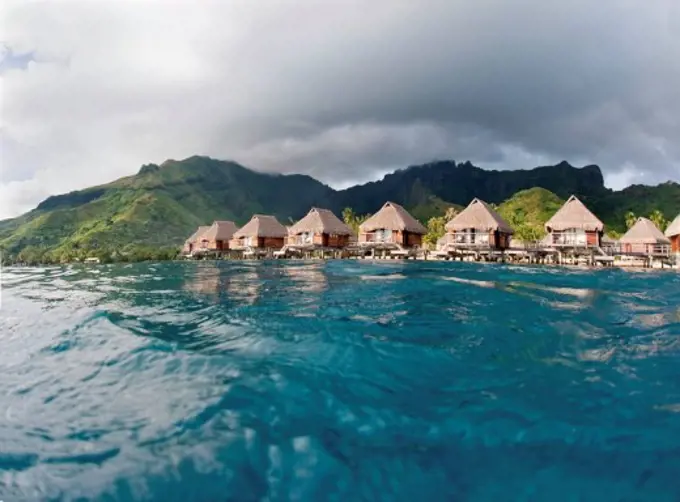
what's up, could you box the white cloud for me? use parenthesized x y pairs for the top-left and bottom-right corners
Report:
(1, 0), (680, 219)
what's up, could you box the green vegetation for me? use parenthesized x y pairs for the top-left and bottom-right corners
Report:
(496, 188), (564, 242)
(620, 209), (669, 233)
(1, 155), (679, 263)
(648, 209), (669, 232)
(423, 207), (459, 248)
(0, 156), (332, 261)
(341, 207), (370, 234)
(2, 244), (180, 266)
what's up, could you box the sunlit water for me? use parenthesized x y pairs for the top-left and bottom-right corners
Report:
(2, 261), (680, 501)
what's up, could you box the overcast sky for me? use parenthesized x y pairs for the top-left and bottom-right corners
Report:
(1, 1), (679, 219)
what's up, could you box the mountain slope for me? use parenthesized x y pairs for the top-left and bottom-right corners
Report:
(0, 156), (332, 255)
(496, 188), (565, 241)
(330, 160), (607, 216)
(1, 155), (679, 261)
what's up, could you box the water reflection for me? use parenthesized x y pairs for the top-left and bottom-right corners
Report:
(223, 265), (263, 306)
(282, 262), (328, 294)
(184, 264), (223, 295)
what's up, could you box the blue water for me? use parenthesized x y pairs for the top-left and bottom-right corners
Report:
(1, 261), (680, 501)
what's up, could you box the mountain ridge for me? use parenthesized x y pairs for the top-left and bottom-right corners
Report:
(2, 156), (679, 261)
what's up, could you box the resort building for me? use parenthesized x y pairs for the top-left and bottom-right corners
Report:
(665, 214), (680, 253)
(544, 195), (604, 248)
(287, 208), (352, 248)
(619, 217), (671, 256)
(444, 198), (514, 250)
(182, 225), (210, 255)
(358, 202), (426, 248)
(199, 220), (238, 252)
(600, 234), (619, 254)
(230, 215), (288, 250)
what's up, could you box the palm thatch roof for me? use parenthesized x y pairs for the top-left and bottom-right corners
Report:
(359, 202), (427, 234)
(620, 217), (670, 244)
(445, 198), (514, 234)
(545, 195), (604, 232)
(186, 225), (210, 244)
(288, 208), (352, 236)
(665, 213), (680, 238)
(201, 220), (238, 241)
(233, 215), (287, 238)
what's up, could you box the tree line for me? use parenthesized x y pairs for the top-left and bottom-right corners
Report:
(1, 244), (180, 266)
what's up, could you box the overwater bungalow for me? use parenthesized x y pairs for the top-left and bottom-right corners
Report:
(619, 217), (671, 256)
(230, 215), (288, 251)
(358, 201), (426, 249)
(544, 195), (604, 248)
(198, 220), (238, 253)
(600, 234), (619, 254)
(665, 214), (680, 254)
(182, 225), (210, 255)
(287, 208), (352, 248)
(444, 198), (514, 251)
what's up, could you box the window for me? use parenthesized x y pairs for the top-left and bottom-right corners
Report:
(376, 229), (392, 243)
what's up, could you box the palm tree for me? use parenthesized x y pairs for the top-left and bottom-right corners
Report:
(649, 209), (668, 231)
(444, 207), (459, 221)
(625, 211), (637, 230)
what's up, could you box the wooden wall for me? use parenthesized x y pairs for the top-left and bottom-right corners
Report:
(257, 237), (285, 249)
(288, 233), (350, 248)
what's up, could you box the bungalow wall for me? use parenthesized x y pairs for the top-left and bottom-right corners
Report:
(231, 236), (285, 249)
(622, 243), (670, 255)
(204, 239), (228, 251)
(671, 236), (680, 253)
(317, 233), (350, 248)
(548, 230), (601, 247)
(257, 237), (285, 249)
(289, 233), (349, 248)
(446, 229), (511, 250)
(359, 230), (422, 247)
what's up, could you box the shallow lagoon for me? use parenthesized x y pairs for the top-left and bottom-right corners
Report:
(2, 261), (680, 501)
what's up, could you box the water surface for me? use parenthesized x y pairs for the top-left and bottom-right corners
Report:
(2, 261), (680, 501)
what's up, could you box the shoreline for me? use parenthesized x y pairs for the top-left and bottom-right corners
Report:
(3, 255), (677, 273)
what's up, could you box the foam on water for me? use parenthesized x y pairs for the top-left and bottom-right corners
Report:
(1, 261), (680, 501)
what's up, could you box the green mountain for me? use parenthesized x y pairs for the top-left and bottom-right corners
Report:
(1, 155), (680, 262)
(0, 156), (332, 260)
(496, 188), (565, 242)
(331, 160), (607, 216)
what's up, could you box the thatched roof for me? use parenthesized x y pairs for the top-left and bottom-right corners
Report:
(545, 195), (604, 232)
(359, 202), (427, 234)
(665, 213), (680, 238)
(201, 220), (238, 241)
(186, 225), (210, 244)
(233, 214), (287, 238)
(445, 198), (513, 234)
(288, 208), (352, 236)
(620, 217), (670, 244)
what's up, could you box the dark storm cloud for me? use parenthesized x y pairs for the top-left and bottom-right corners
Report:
(2, 0), (679, 217)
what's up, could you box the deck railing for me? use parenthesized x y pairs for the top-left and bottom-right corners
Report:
(614, 244), (671, 256)
(363, 233), (393, 244)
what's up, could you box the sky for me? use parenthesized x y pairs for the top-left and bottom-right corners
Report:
(1, 0), (680, 219)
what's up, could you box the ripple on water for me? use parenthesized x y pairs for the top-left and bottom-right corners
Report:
(1, 261), (680, 501)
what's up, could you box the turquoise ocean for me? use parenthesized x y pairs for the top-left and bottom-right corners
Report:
(1, 261), (680, 501)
